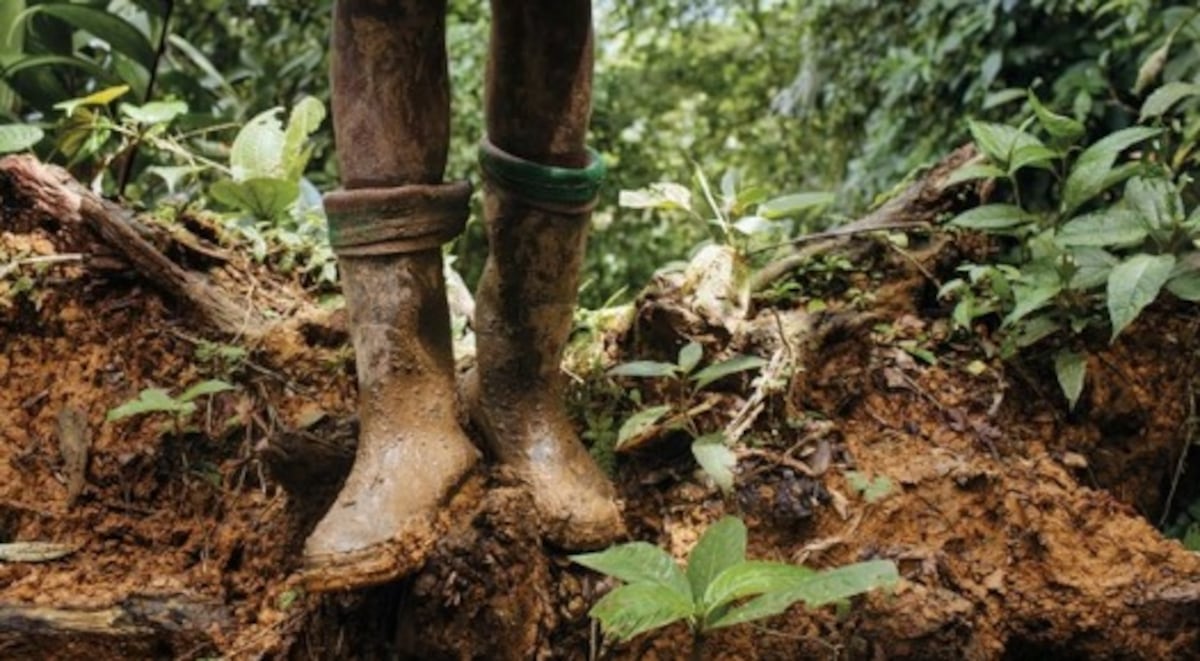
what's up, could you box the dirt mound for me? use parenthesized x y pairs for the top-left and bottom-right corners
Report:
(2, 154), (1199, 660)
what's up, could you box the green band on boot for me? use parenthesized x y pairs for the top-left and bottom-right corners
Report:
(478, 138), (606, 205)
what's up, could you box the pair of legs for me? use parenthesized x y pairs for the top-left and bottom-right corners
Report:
(303, 0), (623, 592)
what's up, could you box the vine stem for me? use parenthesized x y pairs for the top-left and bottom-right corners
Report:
(117, 0), (175, 198)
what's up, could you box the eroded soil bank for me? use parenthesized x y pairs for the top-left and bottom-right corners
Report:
(1, 156), (1199, 660)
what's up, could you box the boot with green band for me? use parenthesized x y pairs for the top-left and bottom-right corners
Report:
(468, 136), (625, 550)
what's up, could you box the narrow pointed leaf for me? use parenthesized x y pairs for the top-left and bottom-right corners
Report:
(177, 379), (235, 403)
(1054, 350), (1087, 411)
(1028, 92), (1085, 142)
(686, 517), (746, 601)
(691, 355), (767, 390)
(943, 163), (1006, 188)
(948, 204), (1033, 231)
(615, 404), (672, 450)
(608, 360), (679, 378)
(1107, 253), (1174, 341)
(759, 192), (834, 219)
(1139, 82), (1200, 121)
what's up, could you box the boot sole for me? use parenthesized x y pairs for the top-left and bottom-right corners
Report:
(300, 471), (484, 592)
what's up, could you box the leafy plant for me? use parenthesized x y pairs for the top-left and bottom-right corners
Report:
(608, 341), (767, 490)
(572, 516), (898, 658)
(939, 81), (1200, 410)
(106, 378), (235, 432)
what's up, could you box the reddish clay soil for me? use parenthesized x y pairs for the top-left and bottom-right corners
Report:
(2, 158), (1199, 660)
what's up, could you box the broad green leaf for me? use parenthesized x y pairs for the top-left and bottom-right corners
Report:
(210, 177), (299, 220)
(230, 107), (286, 181)
(19, 4), (156, 70)
(281, 96), (326, 180)
(692, 434), (736, 493)
(1061, 127), (1160, 216)
(615, 404), (672, 450)
(1068, 248), (1118, 290)
(677, 341), (703, 375)
(1008, 144), (1060, 173)
(588, 583), (694, 642)
(707, 560), (899, 630)
(948, 204), (1032, 231)
(608, 360), (679, 379)
(619, 182), (692, 212)
(1014, 315), (1063, 349)
(0, 123), (41, 153)
(145, 165), (202, 194)
(1139, 82), (1200, 121)
(53, 85), (130, 116)
(687, 516), (747, 601)
(1167, 272), (1200, 302)
(943, 163), (1006, 188)
(106, 387), (190, 421)
(691, 355), (767, 390)
(1107, 253), (1175, 341)
(1124, 176), (1182, 232)
(571, 542), (691, 599)
(120, 100), (187, 125)
(967, 120), (1044, 166)
(1054, 350), (1087, 411)
(759, 192), (834, 219)
(178, 379), (235, 403)
(1003, 283), (1062, 327)
(732, 215), (774, 236)
(1056, 208), (1148, 248)
(1028, 92), (1085, 143)
(701, 561), (814, 614)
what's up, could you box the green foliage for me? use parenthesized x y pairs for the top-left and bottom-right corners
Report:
(572, 516), (899, 649)
(608, 340), (766, 490)
(106, 379), (235, 425)
(940, 27), (1200, 406)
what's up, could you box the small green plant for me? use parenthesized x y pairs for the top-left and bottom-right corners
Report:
(106, 378), (235, 432)
(940, 81), (1200, 410)
(571, 516), (898, 658)
(608, 341), (767, 490)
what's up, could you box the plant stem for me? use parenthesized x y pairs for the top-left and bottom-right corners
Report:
(690, 630), (705, 661)
(117, 0), (175, 198)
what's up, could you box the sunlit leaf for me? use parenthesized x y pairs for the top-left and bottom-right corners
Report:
(177, 379), (235, 403)
(691, 355), (767, 390)
(759, 192), (834, 219)
(106, 387), (190, 422)
(608, 360), (679, 379)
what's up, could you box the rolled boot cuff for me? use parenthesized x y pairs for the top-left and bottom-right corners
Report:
(324, 181), (472, 256)
(478, 138), (606, 214)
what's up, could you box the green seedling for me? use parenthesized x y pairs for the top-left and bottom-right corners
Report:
(572, 516), (899, 660)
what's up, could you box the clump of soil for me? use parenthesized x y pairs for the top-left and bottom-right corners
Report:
(2, 154), (1199, 660)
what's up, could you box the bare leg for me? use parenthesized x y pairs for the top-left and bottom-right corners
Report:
(469, 0), (623, 549)
(303, 0), (479, 592)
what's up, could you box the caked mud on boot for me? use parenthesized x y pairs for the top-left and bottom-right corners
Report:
(469, 143), (624, 550)
(302, 185), (481, 592)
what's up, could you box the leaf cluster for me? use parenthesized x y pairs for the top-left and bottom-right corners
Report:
(571, 516), (898, 646)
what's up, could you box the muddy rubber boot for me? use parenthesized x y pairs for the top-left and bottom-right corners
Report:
(466, 0), (623, 550)
(302, 0), (479, 592)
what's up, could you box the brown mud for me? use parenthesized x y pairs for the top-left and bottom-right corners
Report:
(2, 156), (1199, 660)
